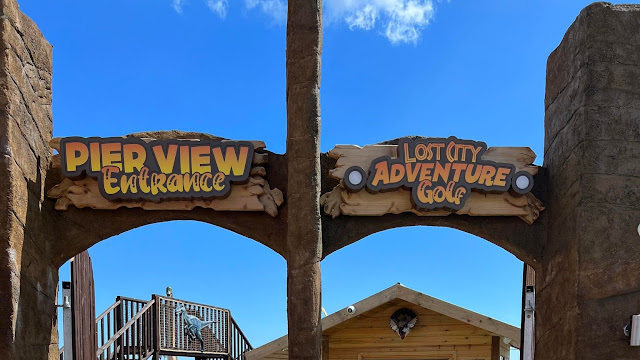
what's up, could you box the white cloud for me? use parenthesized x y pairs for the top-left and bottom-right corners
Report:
(172, 0), (438, 44)
(245, 0), (287, 24)
(345, 4), (377, 30)
(207, 0), (229, 18)
(328, 0), (437, 44)
(172, 0), (185, 14)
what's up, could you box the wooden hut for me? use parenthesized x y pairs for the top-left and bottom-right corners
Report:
(246, 284), (519, 360)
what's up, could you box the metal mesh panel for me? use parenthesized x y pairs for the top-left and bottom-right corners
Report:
(158, 296), (229, 355)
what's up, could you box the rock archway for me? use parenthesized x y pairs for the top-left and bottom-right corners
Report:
(0, 1), (639, 360)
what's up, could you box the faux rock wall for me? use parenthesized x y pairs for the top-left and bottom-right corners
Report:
(1, 1), (640, 359)
(538, 3), (640, 359)
(0, 0), (57, 359)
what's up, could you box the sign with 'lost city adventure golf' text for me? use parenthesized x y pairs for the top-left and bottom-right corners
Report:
(59, 137), (254, 201)
(342, 137), (534, 211)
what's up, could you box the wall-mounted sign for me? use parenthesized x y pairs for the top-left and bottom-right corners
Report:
(59, 137), (254, 201)
(321, 136), (544, 224)
(342, 137), (533, 211)
(48, 134), (284, 216)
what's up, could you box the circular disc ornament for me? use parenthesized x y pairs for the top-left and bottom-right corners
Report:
(343, 166), (367, 191)
(511, 171), (534, 195)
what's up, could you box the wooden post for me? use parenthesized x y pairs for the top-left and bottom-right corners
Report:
(70, 251), (97, 360)
(322, 336), (329, 360)
(285, 1), (323, 360)
(167, 291), (177, 360)
(115, 296), (123, 356)
(491, 336), (501, 360)
(152, 295), (160, 360)
(228, 310), (233, 356)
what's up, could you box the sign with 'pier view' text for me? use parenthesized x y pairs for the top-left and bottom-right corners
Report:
(59, 137), (254, 201)
(342, 137), (534, 211)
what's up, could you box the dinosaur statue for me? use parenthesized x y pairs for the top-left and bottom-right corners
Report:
(175, 303), (217, 352)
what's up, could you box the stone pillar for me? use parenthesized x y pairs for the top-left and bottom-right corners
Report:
(0, 0), (56, 359)
(285, 1), (323, 359)
(538, 3), (640, 359)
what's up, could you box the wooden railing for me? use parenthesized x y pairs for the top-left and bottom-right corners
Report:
(229, 316), (253, 360)
(96, 297), (154, 360)
(157, 295), (233, 357)
(90, 295), (252, 360)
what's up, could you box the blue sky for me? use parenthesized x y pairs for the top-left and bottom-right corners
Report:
(18, 0), (628, 357)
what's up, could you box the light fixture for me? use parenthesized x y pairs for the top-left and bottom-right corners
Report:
(348, 170), (363, 188)
(511, 171), (534, 194)
(343, 166), (367, 191)
(631, 315), (640, 346)
(515, 175), (530, 190)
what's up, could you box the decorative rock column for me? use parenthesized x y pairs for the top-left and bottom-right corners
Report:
(285, 1), (323, 359)
(538, 3), (640, 359)
(0, 0), (57, 359)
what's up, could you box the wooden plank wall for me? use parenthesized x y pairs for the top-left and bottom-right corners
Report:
(264, 299), (498, 360)
(71, 251), (97, 360)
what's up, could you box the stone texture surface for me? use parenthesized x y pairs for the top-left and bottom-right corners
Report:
(0, 0), (57, 359)
(285, 1), (324, 359)
(537, 2), (640, 359)
(1, 1), (639, 360)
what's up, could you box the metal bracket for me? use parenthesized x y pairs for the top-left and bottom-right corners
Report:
(56, 295), (71, 308)
(524, 285), (535, 312)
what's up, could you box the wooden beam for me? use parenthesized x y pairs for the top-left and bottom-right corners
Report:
(491, 336), (501, 360)
(397, 286), (521, 347)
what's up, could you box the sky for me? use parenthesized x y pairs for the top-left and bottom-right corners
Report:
(17, 0), (634, 358)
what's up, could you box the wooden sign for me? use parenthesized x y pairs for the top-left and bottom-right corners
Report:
(48, 136), (284, 217)
(59, 137), (254, 201)
(321, 137), (544, 224)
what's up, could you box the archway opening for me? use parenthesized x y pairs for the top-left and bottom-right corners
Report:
(321, 226), (525, 359)
(56, 220), (287, 355)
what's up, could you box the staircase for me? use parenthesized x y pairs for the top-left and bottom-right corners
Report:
(93, 295), (252, 360)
